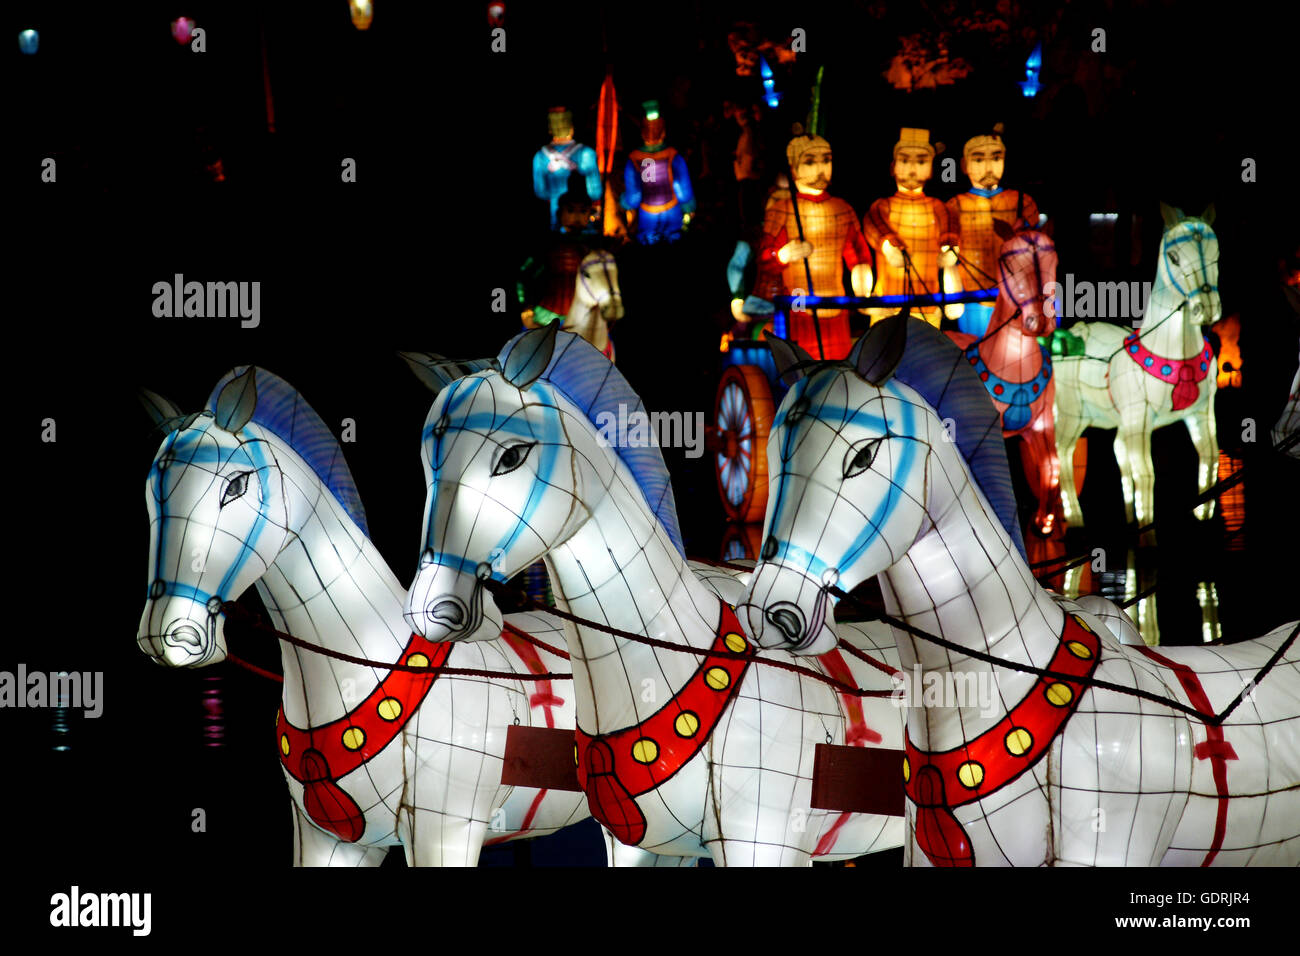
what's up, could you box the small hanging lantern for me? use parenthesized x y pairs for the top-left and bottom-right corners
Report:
(349, 0), (374, 30)
(18, 29), (39, 55)
(171, 17), (195, 45)
(487, 2), (506, 27)
(1019, 43), (1042, 98)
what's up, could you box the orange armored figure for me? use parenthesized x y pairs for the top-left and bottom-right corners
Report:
(747, 132), (873, 358)
(946, 124), (1040, 337)
(861, 127), (962, 327)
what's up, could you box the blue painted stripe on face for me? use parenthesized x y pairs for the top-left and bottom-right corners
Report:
(833, 393), (918, 573)
(766, 377), (920, 581)
(152, 425), (273, 609)
(145, 579), (215, 606)
(421, 382), (564, 583)
(217, 434), (271, 598)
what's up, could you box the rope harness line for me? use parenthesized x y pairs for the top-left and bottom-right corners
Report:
(825, 584), (1298, 728)
(213, 582), (898, 700)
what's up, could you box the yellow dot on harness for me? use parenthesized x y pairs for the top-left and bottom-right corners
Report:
(342, 726), (366, 751)
(1005, 727), (1033, 756)
(280, 733), (290, 756)
(1045, 682), (1073, 707)
(902, 756), (911, 783)
(957, 761), (984, 789)
(1066, 640), (1093, 660)
(705, 667), (731, 691)
(407, 653), (430, 669)
(276, 708), (281, 727)
(675, 712), (700, 738)
(377, 697), (402, 721)
(573, 743), (579, 766)
(724, 632), (746, 653)
(631, 738), (659, 764)
(1074, 616), (1093, 633)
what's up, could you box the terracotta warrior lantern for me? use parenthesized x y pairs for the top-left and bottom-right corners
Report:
(746, 133), (873, 358)
(947, 124), (1041, 337)
(862, 128), (961, 328)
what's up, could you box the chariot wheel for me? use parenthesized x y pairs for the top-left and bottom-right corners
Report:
(720, 522), (764, 562)
(713, 365), (774, 523)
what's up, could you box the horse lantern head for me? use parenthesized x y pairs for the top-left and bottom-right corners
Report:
(137, 369), (290, 667)
(994, 219), (1058, 338)
(741, 317), (935, 655)
(1159, 202), (1221, 327)
(404, 327), (593, 643)
(579, 249), (623, 322)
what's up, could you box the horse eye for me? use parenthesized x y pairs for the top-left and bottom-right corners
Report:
(1168, 251), (1180, 266)
(842, 439), (882, 479)
(492, 442), (535, 476)
(221, 471), (251, 506)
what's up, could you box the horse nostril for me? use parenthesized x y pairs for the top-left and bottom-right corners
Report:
(428, 599), (465, 627)
(765, 603), (805, 644)
(166, 624), (203, 649)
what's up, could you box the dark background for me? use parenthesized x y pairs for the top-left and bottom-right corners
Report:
(5, 0), (1299, 936)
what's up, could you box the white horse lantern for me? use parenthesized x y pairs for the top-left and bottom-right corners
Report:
(403, 328), (906, 865)
(136, 366), (687, 866)
(1054, 204), (1221, 532)
(742, 315), (1300, 865)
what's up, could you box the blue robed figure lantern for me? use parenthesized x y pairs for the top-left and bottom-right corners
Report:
(620, 101), (696, 245)
(533, 107), (601, 231)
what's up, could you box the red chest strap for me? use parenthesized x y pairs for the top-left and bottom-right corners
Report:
(573, 603), (751, 846)
(1124, 334), (1213, 410)
(276, 633), (453, 842)
(903, 613), (1102, 866)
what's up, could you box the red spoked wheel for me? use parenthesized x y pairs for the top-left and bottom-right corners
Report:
(713, 365), (774, 524)
(720, 522), (764, 562)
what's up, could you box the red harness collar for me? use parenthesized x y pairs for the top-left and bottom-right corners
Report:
(1124, 334), (1213, 411)
(574, 603), (751, 846)
(903, 613), (1101, 866)
(276, 634), (453, 842)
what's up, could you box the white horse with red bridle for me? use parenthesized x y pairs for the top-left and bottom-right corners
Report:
(741, 315), (1300, 865)
(402, 327), (906, 865)
(136, 366), (684, 866)
(1053, 204), (1221, 536)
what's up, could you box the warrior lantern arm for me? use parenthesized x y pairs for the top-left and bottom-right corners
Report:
(671, 153), (696, 213)
(532, 150), (550, 201)
(620, 158), (642, 211)
(579, 146), (602, 202)
(863, 198), (902, 249)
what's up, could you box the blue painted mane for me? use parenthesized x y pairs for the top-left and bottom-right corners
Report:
(497, 331), (687, 558)
(206, 367), (370, 537)
(890, 320), (1027, 560)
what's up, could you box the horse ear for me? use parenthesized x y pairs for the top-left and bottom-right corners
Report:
(214, 367), (258, 433)
(500, 323), (558, 390)
(139, 388), (183, 426)
(763, 329), (815, 385)
(992, 217), (1016, 243)
(1159, 201), (1183, 228)
(849, 313), (908, 386)
(1201, 203), (1216, 226)
(399, 352), (494, 397)
(139, 388), (203, 436)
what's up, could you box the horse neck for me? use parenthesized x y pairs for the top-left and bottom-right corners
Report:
(879, 438), (1063, 736)
(565, 281), (598, 336)
(1141, 253), (1204, 359)
(544, 444), (719, 732)
(256, 439), (409, 703)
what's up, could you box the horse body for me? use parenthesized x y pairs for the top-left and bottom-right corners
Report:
(946, 227), (1062, 535)
(1053, 213), (1221, 530)
(404, 331), (905, 865)
(741, 318), (1300, 865)
(136, 367), (674, 866)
